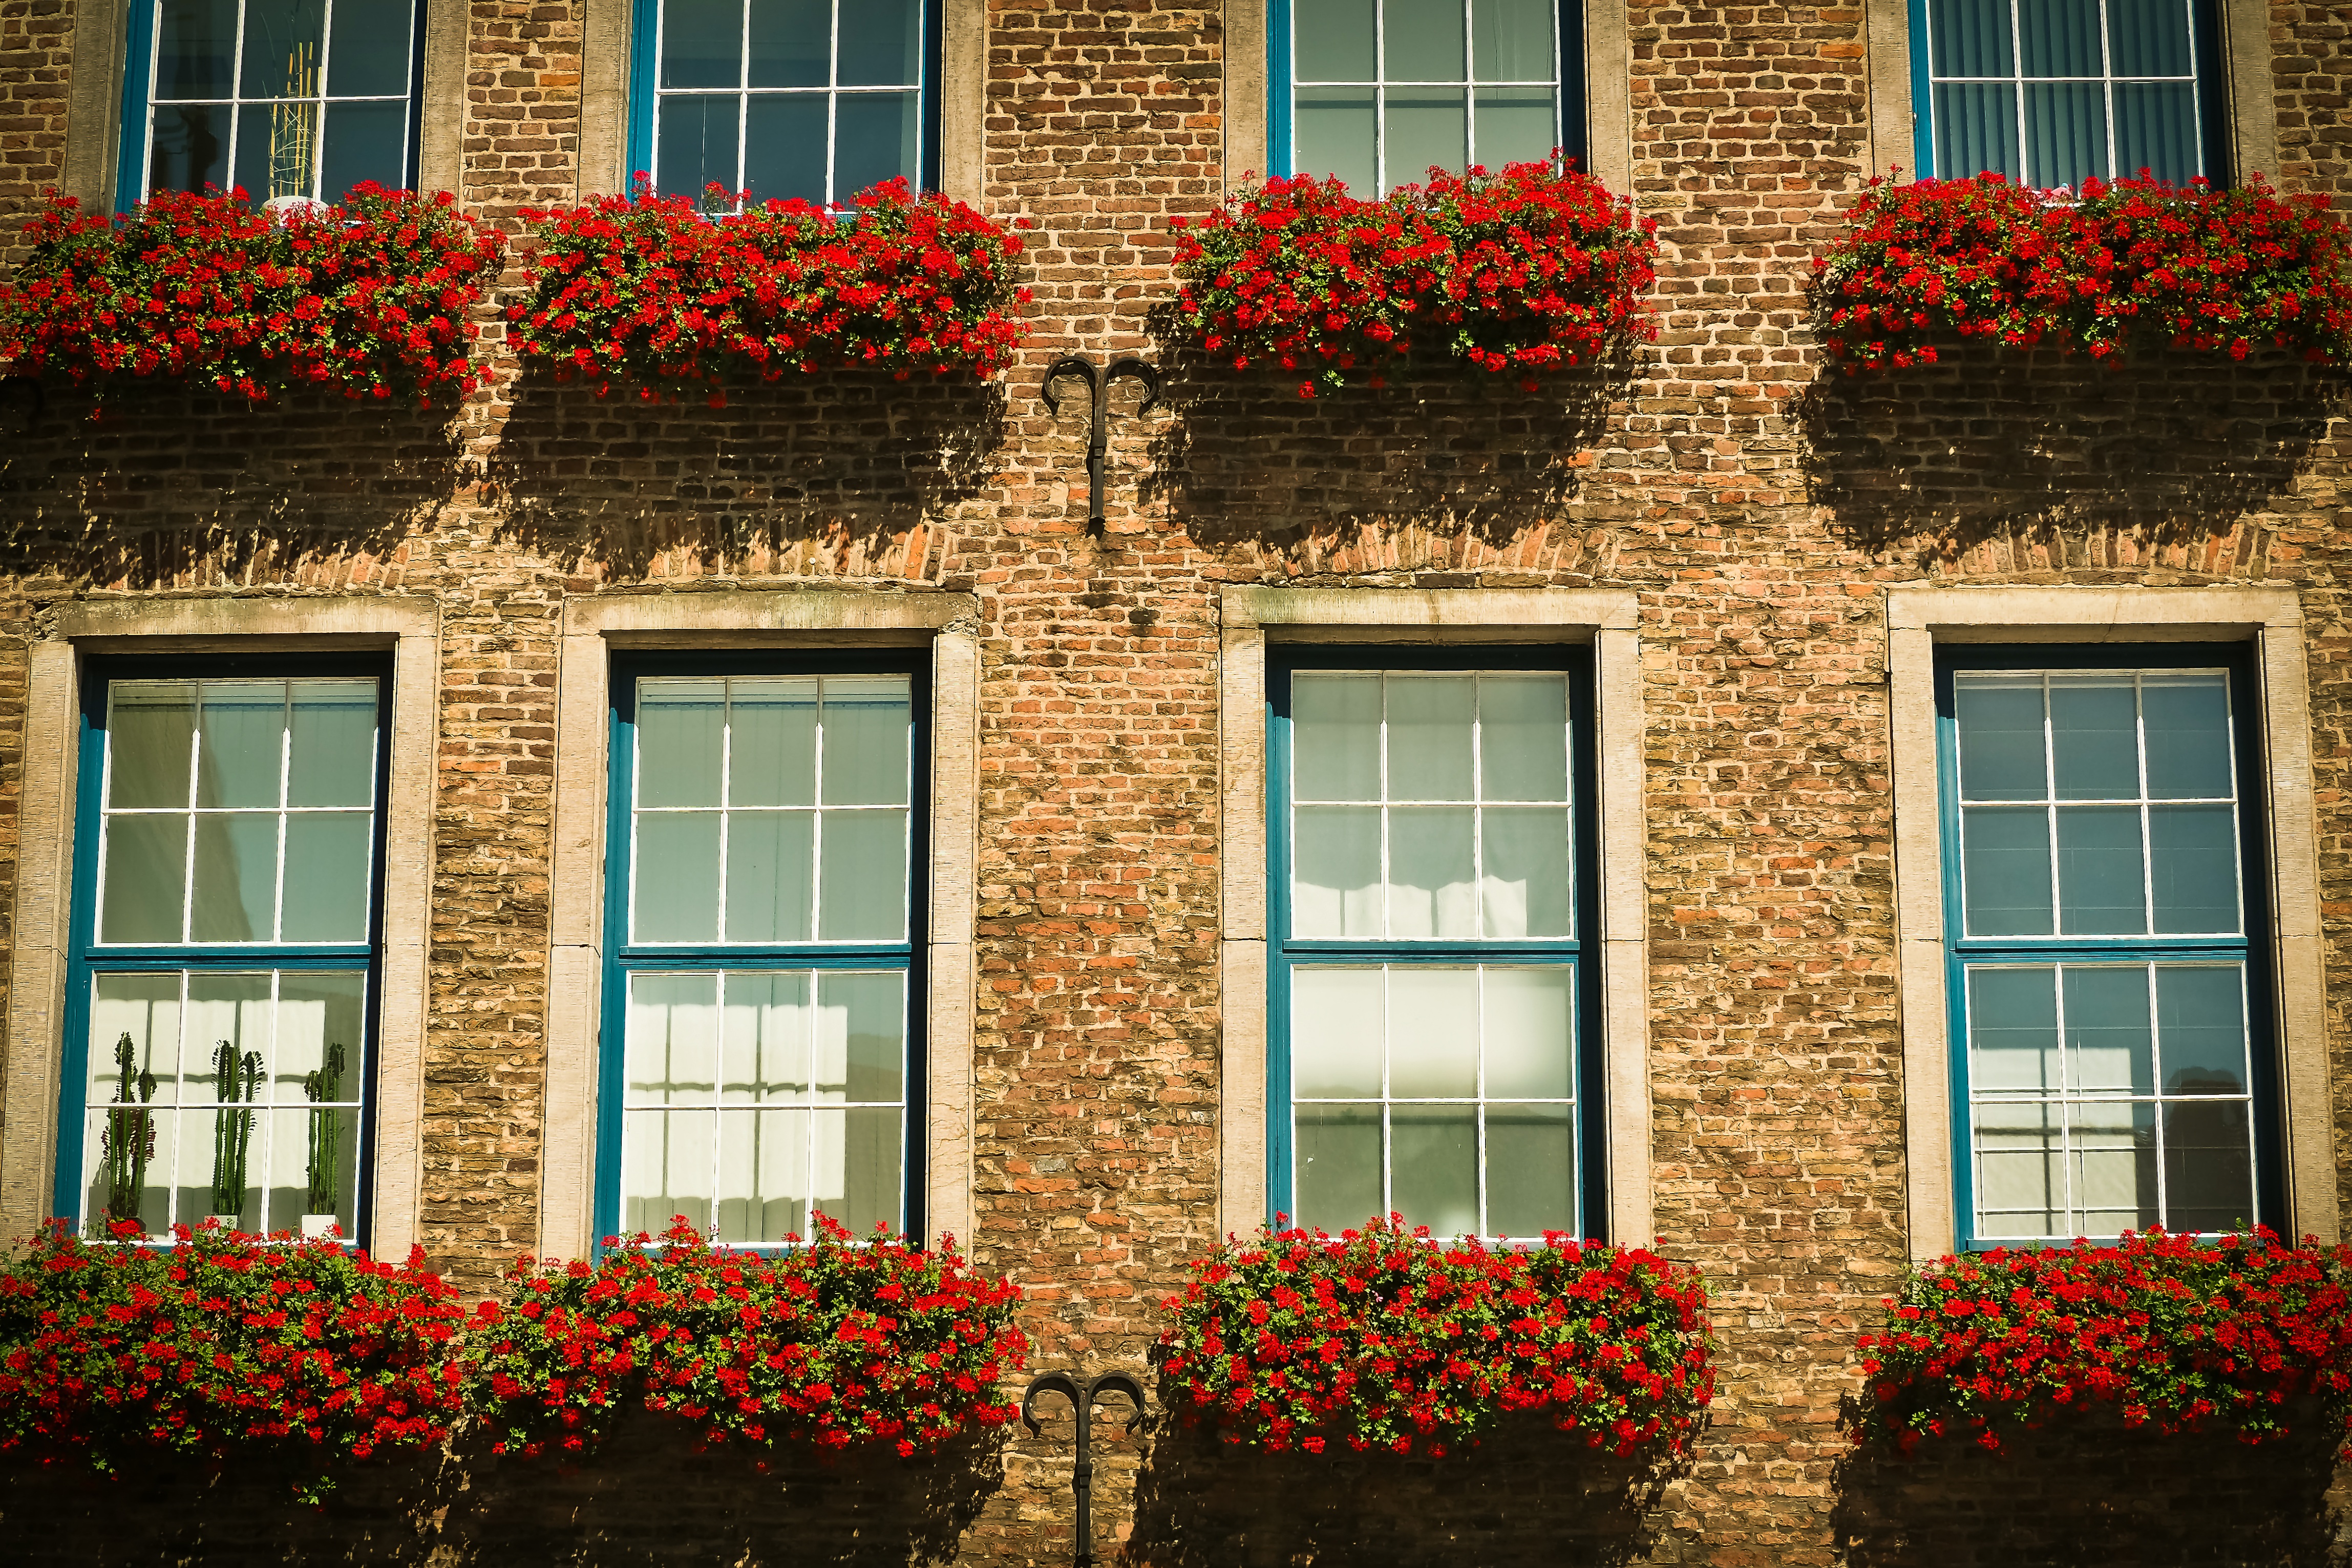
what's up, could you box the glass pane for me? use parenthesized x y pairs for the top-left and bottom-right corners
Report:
(1929, 0), (2014, 76)
(748, 0), (831, 88)
(232, 105), (282, 205)
(1481, 967), (1572, 1099)
(658, 92), (742, 201)
(2048, 678), (2138, 800)
(180, 1106), (235, 1225)
(109, 683), (197, 809)
(101, 814), (190, 944)
(1292, 806), (1380, 938)
(1479, 807), (1571, 938)
(723, 811), (814, 942)
(627, 973), (721, 1104)
(727, 677), (817, 808)
(1485, 1103), (1573, 1239)
(810, 1105), (902, 1233)
(1386, 89), (1467, 185)
(721, 970), (811, 1101)
(1296, 1104), (1382, 1230)
(268, 1104), (356, 1234)
(271, 970), (365, 1104)
(743, 92), (828, 204)
(1472, 87), (1555, 167)
(1296, 0), (1376, 80)
(1968, 966), (2060, 1095)
(2019, 0), (2102, 76)
(635, 812), (722, 942)
(241, 0), (327, 99)
(2156, 965), (2247, 1095)
(2149, 804), (2238, 933)
(638, 679), (725, 808)
(1291, 967), (1385, 1098)
(832, 92), (922, 199)
(325, 0), (415, 97)
(1384, 0), (1467, 78)
(731, 1107), (807, 1239)
(157, 0), (242, 99)
(664, 0), (747, 88)
(189, 813), (279, 942)
(2109, 0), (2194, 76)
(1292, 675), (1382, 801)
(184, 972), (272, 1088)
(1295, 87), (1377, 193)
(2063, 965), (2153, 1095)
(1387, 806), (1475, 939)
(2163, 1100), (2253, 1233)
(1976, 1100), (2063, 1238)
(1391, 1105), (1477, 1236)
(1478, 674), (1567, 801)
(1387, 966), (1477, 1097)
(623, 1108), (714, 1235)
(821, 679), (912, 806)
(1933, 81), (2021, 180)
(1386, 677), (1473, 800)
(821, 970), (905, 1103)
(2113, 81), (2199, 182)
(150, 103), (232, 195)
(318, 99), (407, 198)
(2055, 804), (2145, 934)
(2141, 674), (2232, 798)
(2070, 1099), (2157, 1235)
(1955, 679), (2046, 802)
(2024, 80), (2108, 188)
(1960, 806), (2053, 936)
(817, 809), (907, 940)
(90, 973), (183, 1109)
(285, 680), (375, 808)
(839, 0), (923, 85)
(280, 812), (371, 942)
(197, 682), (285, 810)
(1472, 0), (1555, 79)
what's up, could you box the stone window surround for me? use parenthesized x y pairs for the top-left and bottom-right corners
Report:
(542, 590), (982, 1259)
(1888, 585), (2339, 1258)
(1217, 587), (1651, 1244)
(60, 0), (473, 211)
(0, 596), (441, 1253)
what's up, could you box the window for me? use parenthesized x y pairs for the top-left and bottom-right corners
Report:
(630, 0), (939, 207)
(56, 660), (388, 1241)
(1275, 0), (1583, 196)
(1910, 0), (2229, 187)
(1268, 650), (1601, 1239)
(117, 1), (423, 209)
(1939, 648), (2280, 1246)
(598, 656), (927, 1248)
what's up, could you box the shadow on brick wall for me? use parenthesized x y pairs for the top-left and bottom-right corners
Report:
(0, 384), (459, 585)
(1119, 1417), (1674, 1567)
(486, 372), (1004, 579)
(1795, 347), (2349, 557)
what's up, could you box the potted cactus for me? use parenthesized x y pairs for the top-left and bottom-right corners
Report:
(300, 1042), (347, 1240)
(98, 1032), (157, 1234)
(207, 1040), (261, 1231)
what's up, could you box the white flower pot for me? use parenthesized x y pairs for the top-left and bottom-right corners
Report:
(300, 1214), (341, 1241)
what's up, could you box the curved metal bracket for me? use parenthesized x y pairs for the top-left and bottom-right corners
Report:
(1042, 354), (1160, 533)
(1022, 1368), (1151, 1567)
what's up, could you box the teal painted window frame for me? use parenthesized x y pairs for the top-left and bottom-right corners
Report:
(1265, 644), (1607, 1239)
(594, 649), (931, 1253)
(1935, 642), (2283, 1252)
(53, 652), (394, 1244)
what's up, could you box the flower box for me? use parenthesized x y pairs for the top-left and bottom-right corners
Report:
(1155, 1217), (1713, 1458)
(1811, 172), (2352, 373)
(1163, 159), (1659, 398)
(505, 178), (1030, 403)
(0, 184), (503, 408)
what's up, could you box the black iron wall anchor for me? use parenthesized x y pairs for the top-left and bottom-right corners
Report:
(1021, 1368), (1150, 1568)
(1041, 354), (1160, 535)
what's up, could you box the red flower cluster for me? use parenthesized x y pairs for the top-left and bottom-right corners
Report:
(506, 178), (1030, 402)
(1812, 171), (2352, 372)
(0, 1220), (469, 1499)
(1858, 1228), (2352, 1455)
(1156, 1217), (1713, 1457)
(0, 184), (503, 406)
(1166, 159), (1658, 397)
(469, 1216), (1027, 1460)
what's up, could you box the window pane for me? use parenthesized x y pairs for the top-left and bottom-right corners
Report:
(2113, 80), (2200, 185)
(285, 680), (375, 808)
(280, 812), (371, 942)
(1386, 676), (1473, 800)
(624, 1108), (714, 1235)
(1929, 0), (2014, 76)
(101, 814), (190, 944)
(727, 677), (817, 808)
(2156, 964), (2247, 1094)
(716, 1106), (811, 1240)
(2141, 674), (2232, 798)
(721, 970), (811, 1101)
(2019, 0), (2102, 75)
(1976, 1100), (2064, 1238)
(90, 972), (183, 1110)
(241, 0), (327, 99)
(2109, 0), (2194, 76)
(1485, 1103), (1573, 1239)
(1296, 87), (1377, 193)
(1390, 1105), (1477, 1236)
(1383, 0), (1466, 79)
(1955, 679), (2045, 801)
(664, 0), (747, 88)
(1479, 807), (1571, 938)
(1387, 806), (1475, 939)
(1477, 674), (1567, 801)
(2163, 1100), (2253, 1233)
(1472, 0), (1555, 80)
(157, 0), (242, 99)
(1387, 966), (1476, 1097)
(86, 1101), (181, 1235)
(2048, 678), (2137, 799)
(817, 809), (907, 940)
(659, 92), (741, 200)
(821, 969), (905, 1103)
(1293, 806), (1380, 937)
(1933, 82), (2021, 180)
(2024, 80), (2108, 187)
(271, 970), (366, 1104)
(635, 812), (722, 941)
(1968, 966), (2060, 1095)
(110, 683), (198, 809)
(821, 679), (912, 806)
(2054, 804), (2143, 934)
(2149, 804), (2238, 933)
(1296, 1104), (1382, 1229)
(185, 972), (274, 1094)
(627, 973), (721, 1104)
(638, 680), (725, 808)
(151, 103), (234, 195)
(812, 1105), (902, 1232)
(319, 99), (407, 198)
(268, 1104), (357, 1234)
(197, 683), (285, 810)
(2069, 1099), (2156, 1235)
(743, 92), (829, 204)
(1293, 675), (1382, 801)
(835, 90), (924, 197)
(1481, 967), (1572, 1099)
(189, 813), (279, 942)
(1296, 0), (1376, 80)
(723, 811), (814, 942)
(1472, 87), (1555, 167)
(839, 0), (923, 86)
(2062, 965), (2153, 1095)
(1961, 806), (2053, 935)
(325, 0), (415, 97)
(1291, 967), (1385, 1098)
(748, 0), (830, 88)
(1386, 88), (1467, 184)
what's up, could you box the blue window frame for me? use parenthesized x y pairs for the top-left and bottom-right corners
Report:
(1267, 647), (1604, 1239)
(1270, 0), (1587, 196)
(626, 0), (943, 207)
(55, 655), (390, 1243)
(1937, 644), (2282, 1249)
(597, 652), (929, 1251)
(116, 1), (427, 212)
(1907, 0), (2231, 187)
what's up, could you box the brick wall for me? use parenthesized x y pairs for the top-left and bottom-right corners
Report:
(0, 0), (71, 268)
